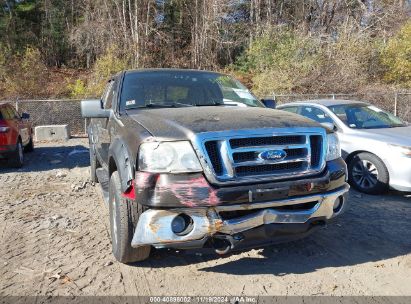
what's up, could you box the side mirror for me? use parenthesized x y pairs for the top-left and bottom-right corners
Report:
(81, 99), (110, 118)
(261, 99), (276, 109)
(21, 113), (30, 119)
(320, 122), (337, 131)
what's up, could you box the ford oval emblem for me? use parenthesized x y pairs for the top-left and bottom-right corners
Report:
(258, 150), (287, 161)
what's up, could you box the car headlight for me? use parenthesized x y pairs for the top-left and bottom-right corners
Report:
(138, 141), (203, 173)
(388, 143), (411, 157)
(326, 133), (341, 161)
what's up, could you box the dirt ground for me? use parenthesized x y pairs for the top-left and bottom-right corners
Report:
(0, 138), (410, 297)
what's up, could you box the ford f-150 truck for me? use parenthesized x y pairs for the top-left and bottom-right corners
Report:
(81, 69), (349, 264)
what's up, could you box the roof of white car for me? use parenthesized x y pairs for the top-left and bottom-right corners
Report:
(279, 99), (367, 107)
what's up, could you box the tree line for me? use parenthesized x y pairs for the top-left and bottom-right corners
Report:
(0, 0), (410, 98)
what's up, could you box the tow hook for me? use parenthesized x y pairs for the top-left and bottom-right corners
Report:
(212, 233), (244, 255)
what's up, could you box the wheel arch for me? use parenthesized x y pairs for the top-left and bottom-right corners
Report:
(344, 150), (369, 165)
(108, 156), (117, 177)
(108, 137), (135, 193)
(16, 134), (22, 145)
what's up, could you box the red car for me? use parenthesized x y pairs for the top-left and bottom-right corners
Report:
(0, 102), (34, 167)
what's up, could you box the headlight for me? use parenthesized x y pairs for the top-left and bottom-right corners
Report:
(388, 144), (411, 157)
(326, 133), (341, 161)
(138, 141), (203, 173)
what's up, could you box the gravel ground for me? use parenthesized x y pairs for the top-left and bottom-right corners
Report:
(0, 138), (410, 297)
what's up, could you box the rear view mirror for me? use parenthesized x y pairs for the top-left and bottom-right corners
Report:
(81, 99), (110, 118)
(21, 113), (30, 119)
(261, 99), (276, 109)
(320, 122), (337, 131)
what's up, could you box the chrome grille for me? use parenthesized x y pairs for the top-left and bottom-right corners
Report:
(229, 135), (305, 148)
(236, 161), (304, 176)
(204, 141), (223, 175)
(310, 135), (322, 168)
(232, 148), (307, 163)
(195, 128), (326, 185)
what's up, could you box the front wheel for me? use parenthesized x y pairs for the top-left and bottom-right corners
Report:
(109, 171), (151, 263)
(24, 136), (34, 153)
(348, 152), (389, 194)
(9, 140), (24, 168)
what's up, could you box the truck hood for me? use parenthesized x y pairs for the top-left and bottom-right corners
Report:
(126, 106), (320, 140)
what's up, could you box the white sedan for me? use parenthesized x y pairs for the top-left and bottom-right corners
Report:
(278, 99), (411, 194)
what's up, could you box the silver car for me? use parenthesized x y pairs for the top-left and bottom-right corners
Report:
(278, 100), (411, 194)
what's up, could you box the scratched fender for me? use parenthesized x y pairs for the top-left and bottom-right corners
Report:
(108, 137), (135, 193)
(135, 172), (221, 207)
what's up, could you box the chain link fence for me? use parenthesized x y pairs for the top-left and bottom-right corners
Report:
(3, 92), (410, 137)
(270, 92), (411, 122)
(13, 99), (86, 136)
(395, 93), (411, 122)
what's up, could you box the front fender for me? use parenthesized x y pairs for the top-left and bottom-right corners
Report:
(108, 137), (135, 193)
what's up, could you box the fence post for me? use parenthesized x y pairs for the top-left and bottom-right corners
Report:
(394, 92), (398, 116)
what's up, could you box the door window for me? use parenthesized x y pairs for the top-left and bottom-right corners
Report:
(102, 81), (115, 109)
(0, 107), (8, 120)
(300, 106), (334, 124)
(1, 106), (14, 120)
(8, 106), (20, 119)
(280, 106), (299, 114)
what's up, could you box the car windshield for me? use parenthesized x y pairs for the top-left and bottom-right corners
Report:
(120, 70), (263, 110)
(328, 103), (406, 129)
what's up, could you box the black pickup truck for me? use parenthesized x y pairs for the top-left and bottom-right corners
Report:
(81, 69), (349, 263)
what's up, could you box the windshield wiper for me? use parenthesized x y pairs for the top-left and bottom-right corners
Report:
(360, 126), (388, 129)
(127, 102), (193, 109)
(147, 102), (193, 108)
(196, 102), (238, 106)
(360, 124), (405, 129)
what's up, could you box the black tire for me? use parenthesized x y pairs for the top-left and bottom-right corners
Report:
(9, 140), (24, 168)
(89, 145), (99, 183)
(24, 136), (34, 153)
(348, 152), (389, 195)
(109, 171), (151, 263)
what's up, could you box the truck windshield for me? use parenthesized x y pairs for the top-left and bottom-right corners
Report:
(328, 103), (406, 129)
(120, 70), (263, 110)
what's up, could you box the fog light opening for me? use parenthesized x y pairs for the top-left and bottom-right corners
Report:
(171, 213), (194, 236)
(333, 196), (344, 213)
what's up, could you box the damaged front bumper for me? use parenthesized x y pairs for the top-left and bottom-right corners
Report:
(131, 184), (349, 250)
